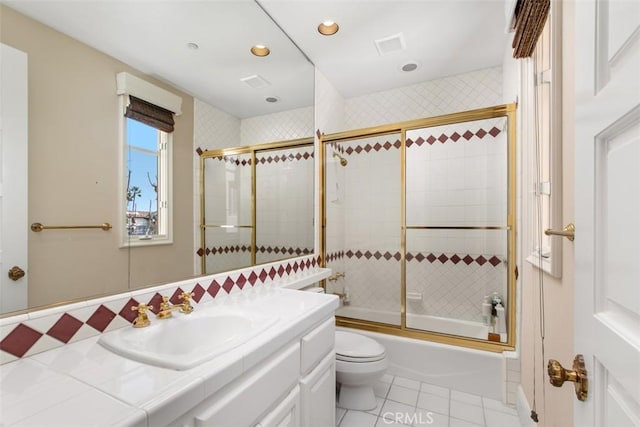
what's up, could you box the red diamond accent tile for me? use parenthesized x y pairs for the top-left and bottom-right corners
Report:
(463, 255), (474, 265)
(86, 305), (117, 332)
(374, 142), (382, 151)
(450, 254), (461, 264)
(208, 280), (221, 298)
(373, 251), (382, 260)
(393, 140), (401, 149)
(415, 137), (425, 146)
(119, 298), (141, 323)
(476, 255), (487, 266)
(169, 288), (185, 305)
(248, 271), (259, 286)
(450, 132), (461, 142)
(303, 152), (310, 159)
(315, 256), (321, 266)
(383, 252), (392, 260)
(346, 250), (354, 258)
(277, 265), (285, 277)
(364, 144), (372, 153)
(476, 129), (487, 139)
(195, 147), (204, 155)
(258, 269), (268, 282)
(406, 253), (414, 261)
(236, 274), (247, 290)
(364, 251), (372, 259)
(191, 284), (206, 302)
(415, 253), (425, 262)
(437, 254), (449, 263)
(427, 136), (437, 145)
(346, 146), (354, 155)
(285, 264), (292, 275)
(438, 134), (448, 143)
(268, 267), (277, 279)
(196, 248), (204, 256)
(489, 256), (502, 267)
(383, 141), (392, 150)
(393, 252), (401, 261)
(148, 293), (165, 314)
(426, 253), (437, 263)
(0, 324), (43, 358)
(355, 145), (363, 154)
(355, 250), (363, 258)
(463, 131), (474, 140)
(292, 262), (300, 273)
(46, 313), (83, 344)
(489, 127), (501, 137)
(222, 277), (235, 293)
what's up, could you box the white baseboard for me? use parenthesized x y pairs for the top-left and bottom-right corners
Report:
(517, 385), (539, 427)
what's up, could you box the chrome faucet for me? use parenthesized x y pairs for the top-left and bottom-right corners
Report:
(156, 292), (194, 319)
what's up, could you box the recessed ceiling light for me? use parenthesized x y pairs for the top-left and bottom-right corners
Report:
(251, 45), (270, 57)
(318, 21), (339, 36)
(187, 42), (199, 50)
(402, 62), (419, 72)
(265, 96), (279, 103)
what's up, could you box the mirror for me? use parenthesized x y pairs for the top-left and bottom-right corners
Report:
(201, 140), (315, 274)
(0, 2), (314, 315)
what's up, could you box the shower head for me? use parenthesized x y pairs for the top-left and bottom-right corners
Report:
(333, 152), (348, 167)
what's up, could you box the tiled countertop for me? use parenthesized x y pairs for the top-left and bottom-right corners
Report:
(0, 286), (338, 426)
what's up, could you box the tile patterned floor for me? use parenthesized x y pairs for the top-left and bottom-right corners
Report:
(336, 374), (522, 427)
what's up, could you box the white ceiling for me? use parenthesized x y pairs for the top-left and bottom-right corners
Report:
(2, 0), (510, 119)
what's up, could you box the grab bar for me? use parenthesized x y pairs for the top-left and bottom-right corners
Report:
(31, 222), (112, 232)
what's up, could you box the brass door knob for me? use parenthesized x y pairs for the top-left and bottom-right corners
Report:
(547, 354), (588, 401)
(8, 266), (25, 281)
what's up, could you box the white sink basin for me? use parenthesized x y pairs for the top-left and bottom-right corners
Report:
(98, 308), (277, 370)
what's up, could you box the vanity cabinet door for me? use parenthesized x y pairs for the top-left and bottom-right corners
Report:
(299, 351), (335, 427)
(193, 343), (300, 427)
(255, 385), (300, 427)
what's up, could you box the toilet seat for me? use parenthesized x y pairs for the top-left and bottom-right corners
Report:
(335, 331), (386, 363)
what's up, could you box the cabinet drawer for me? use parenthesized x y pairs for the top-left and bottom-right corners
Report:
(300, 317), (335, 375)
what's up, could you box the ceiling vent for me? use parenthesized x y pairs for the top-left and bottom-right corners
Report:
(240, 74), (271, 89)
(374, 33), (406, 56)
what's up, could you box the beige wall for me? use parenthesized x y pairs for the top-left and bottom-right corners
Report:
(520, 2), (575, 426)
(1, 5), (195, 308)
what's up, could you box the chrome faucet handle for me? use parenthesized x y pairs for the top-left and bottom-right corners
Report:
(131, 303), (153, 328)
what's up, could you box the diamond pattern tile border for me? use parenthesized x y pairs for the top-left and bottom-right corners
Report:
(0, 254), (319, 362)
(344, 249), (503, 267)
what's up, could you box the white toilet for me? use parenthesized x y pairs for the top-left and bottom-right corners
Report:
(335, 330), (388, 410)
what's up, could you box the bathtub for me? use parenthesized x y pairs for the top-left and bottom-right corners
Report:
(336, 306), (503, 400)
(336, 306), (490, 339)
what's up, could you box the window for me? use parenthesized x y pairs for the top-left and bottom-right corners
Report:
(116, 72), (182, 247)
(524, 3), (563, 277)
(125, 117), (170, 243)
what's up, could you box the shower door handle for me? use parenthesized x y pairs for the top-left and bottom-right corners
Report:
(544, 223), (575, 241)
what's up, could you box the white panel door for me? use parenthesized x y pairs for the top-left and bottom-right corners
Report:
(574, 1), (640, 426)
(0, 43), (28, 313)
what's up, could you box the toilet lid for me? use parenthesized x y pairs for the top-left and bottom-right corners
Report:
(335, 331), (386, 362)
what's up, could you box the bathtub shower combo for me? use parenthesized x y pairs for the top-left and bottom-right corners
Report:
(321, 104), (517, 352)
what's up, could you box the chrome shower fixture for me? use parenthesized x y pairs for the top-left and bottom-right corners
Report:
(333, 151), (348, 166)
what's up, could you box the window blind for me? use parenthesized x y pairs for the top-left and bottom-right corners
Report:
(125, 96), (175, 133)
(512, 0), (550, 59)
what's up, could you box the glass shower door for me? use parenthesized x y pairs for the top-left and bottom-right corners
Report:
(405, 116), (510, 341)
(324, 133), (402, 326)
(201, 152), (253, 274)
